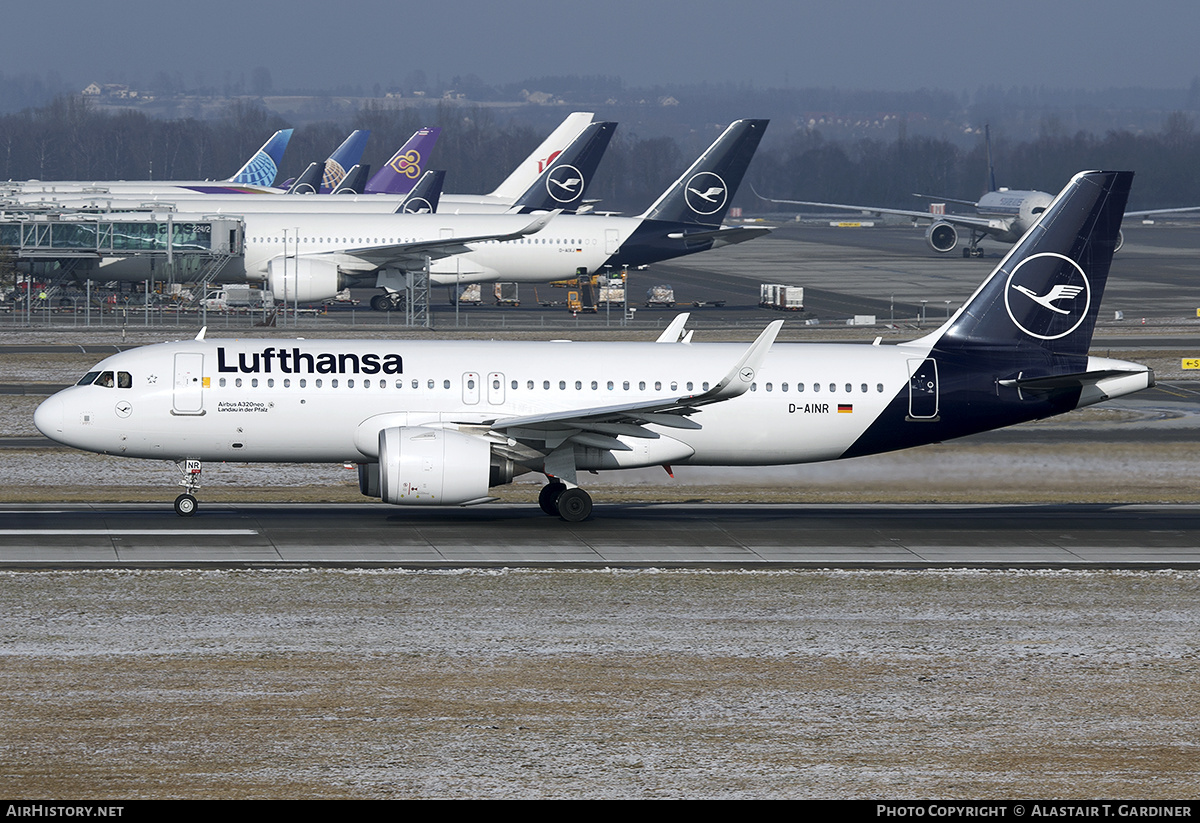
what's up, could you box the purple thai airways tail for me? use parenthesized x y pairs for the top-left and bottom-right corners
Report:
(319, 130), (371, 193)
(365, 127), (442, 195)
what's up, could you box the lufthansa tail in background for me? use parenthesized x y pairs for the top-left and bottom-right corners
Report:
(34, 171), (1151, 521)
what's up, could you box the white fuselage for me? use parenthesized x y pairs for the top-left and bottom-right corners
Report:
(34, 337), (926, 468)
(96, 209), (637, 287)
(974, 188), (1055, 240)
(2, 191), (523, 215)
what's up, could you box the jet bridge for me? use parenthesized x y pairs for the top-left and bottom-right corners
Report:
(0, 213), (241, 257)
(0, 212), (243, 299)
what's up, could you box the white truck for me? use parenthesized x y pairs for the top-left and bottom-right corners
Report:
(202, 284), (274, 312)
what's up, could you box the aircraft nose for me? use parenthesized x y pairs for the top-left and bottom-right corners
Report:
(33, 395), (64, 439)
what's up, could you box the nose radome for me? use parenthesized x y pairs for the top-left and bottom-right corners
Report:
(33, 395), (64, 438)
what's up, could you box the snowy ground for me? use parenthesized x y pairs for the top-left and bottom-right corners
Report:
(4, 348), (1199, 798)
(1, 568), (1197, 799)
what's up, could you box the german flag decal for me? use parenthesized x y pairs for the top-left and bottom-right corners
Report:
(838, 404), (853, 413)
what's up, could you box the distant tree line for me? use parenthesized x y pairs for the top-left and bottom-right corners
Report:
(1, 96), (1199, 212)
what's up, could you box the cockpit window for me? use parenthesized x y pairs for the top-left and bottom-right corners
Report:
(95, 371), (115, 388)
(76, 371), (100, 386)
(117, 372), (132, 389)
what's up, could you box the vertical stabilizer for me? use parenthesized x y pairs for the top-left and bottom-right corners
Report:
(228, 129), (293, 186)
(488, 112), (594, 201)
(509, 122), (616, 212)
(931, 170), (1132, 368)
(394, 169), (445, 214)
(320, 130), (371, 193)
(286, 161), (323, 194)
(331, 164), (370, 195)
(639, 119), (768, 226)
(365, 127), (442, 195)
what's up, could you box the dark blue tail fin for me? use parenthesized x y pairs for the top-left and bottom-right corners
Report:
(320, 130), (371, 193)
(286, 161), (323, 194)
(639, 119), (768, 226)
(394, 170), (445, 214)
(228, 129), (293, 186)
(509, 121), (616, 212)
(365, 127), (442, 195)
(932, 170), (1132, 368)
(331, 164), (370, 195)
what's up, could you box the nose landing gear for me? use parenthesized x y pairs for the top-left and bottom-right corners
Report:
(174, 459), (202, 517)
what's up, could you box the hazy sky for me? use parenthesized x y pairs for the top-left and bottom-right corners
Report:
(10, 0), (1200, 93)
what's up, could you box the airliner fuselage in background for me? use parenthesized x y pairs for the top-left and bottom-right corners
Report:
(91, 120), (770, 304)
(35, 171), (1153, 521)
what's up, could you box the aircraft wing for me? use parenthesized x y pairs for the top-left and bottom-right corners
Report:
(1126, 206), (1200, 218)
(485, 320), (784, 447)
(317, 210), (558, 269)
(912, 192), (981, 208)
(756, 190), (1002, 229)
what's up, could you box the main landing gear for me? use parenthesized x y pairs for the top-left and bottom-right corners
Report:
(370, 292), (407, 312)
(962, 231), (985, 258)
(538, 479), (592, 522)
(174, 459), (202, 517)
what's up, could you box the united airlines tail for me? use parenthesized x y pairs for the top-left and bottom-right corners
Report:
(320, 130), (371, 193)
(365, 127), (442, 195)
(639, 119), (768, 227)
(509, 121), (616, 213)
(227, 129), (294, 186)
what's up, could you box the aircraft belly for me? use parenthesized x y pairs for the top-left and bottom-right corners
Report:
(669, 391), (895, 466)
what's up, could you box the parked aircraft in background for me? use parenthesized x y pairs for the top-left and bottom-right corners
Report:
(34, 171), (1151, 521)
(3, 130), (294, 195)
(60, 121), (612, 218)
(8, 116), (600, 216)
(276, 130), (371, 194)
(92, 119), (766, 310)
(759, 124), (1200, 257)
(756, 180), (1056, 258)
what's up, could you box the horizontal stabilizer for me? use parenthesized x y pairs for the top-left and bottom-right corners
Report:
(998, 368), (1149, 392)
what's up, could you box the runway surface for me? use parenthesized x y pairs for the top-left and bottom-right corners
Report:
(4, 221), (1199, 571)
(3, 502), (1199, 569)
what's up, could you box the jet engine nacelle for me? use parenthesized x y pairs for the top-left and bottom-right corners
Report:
(377, 426), (493, 505)
(925, 221), (958, 253)
(267, 257), (345, 304)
